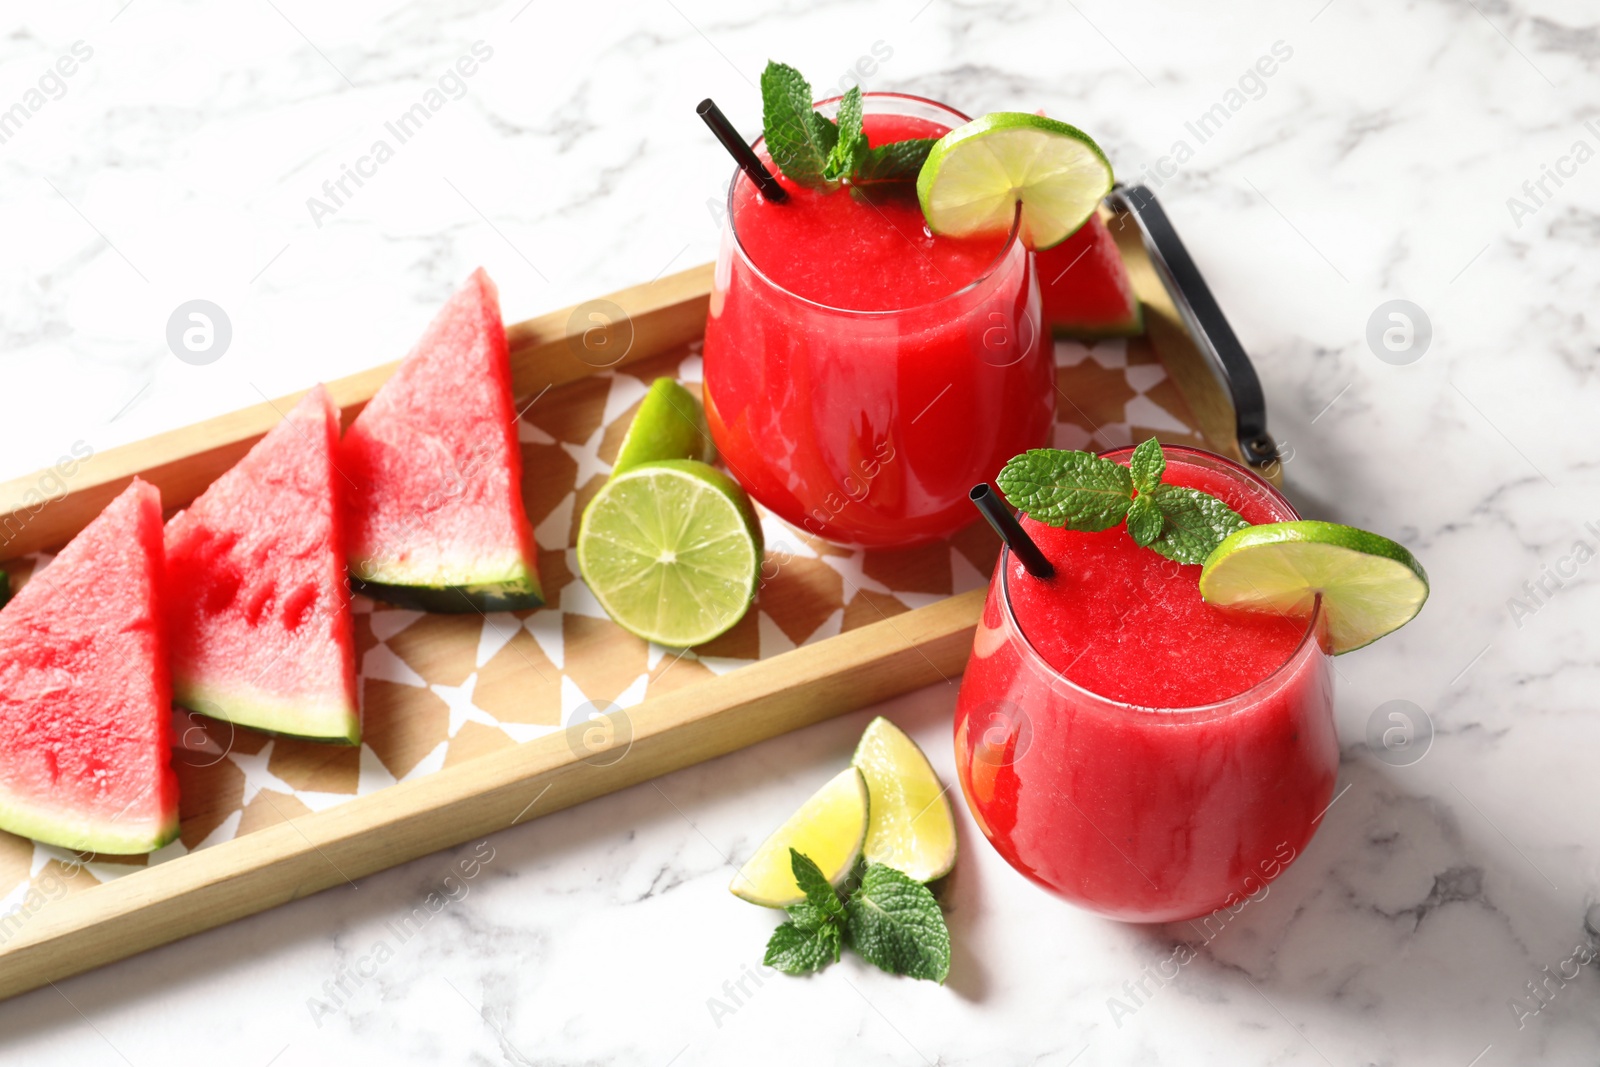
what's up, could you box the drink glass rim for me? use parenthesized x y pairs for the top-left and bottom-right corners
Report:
(722, 91), (1026, 318)
(996, 444), (1326, 718)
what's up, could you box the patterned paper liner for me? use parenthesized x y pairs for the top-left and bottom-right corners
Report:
(0, 334), (1206, 921)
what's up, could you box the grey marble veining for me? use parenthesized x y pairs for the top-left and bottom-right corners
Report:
(3, 0), (1600, 1063)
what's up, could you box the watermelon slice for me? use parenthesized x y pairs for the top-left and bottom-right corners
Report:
(0, 480), (178, 854)
(1035, 213), (1143, 338)
(164, 386), (359, 744)
(340, 268), (542, 613)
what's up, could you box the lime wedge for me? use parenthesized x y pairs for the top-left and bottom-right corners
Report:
(1199, 521), (1428, 654)
(852, 717), (956, 883)
(916, 112), (1114, 250)
(577, 459), (762, 647)
(731, 767), (870, 907)
(613, 378), (716, 474)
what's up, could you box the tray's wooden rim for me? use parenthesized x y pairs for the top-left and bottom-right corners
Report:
(0, 207), (1249, 1001)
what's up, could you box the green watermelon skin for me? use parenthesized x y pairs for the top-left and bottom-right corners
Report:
(346, 577), (541, 615)
(164, 386), (360, 744)
(0, 479), (178, 854)
(340, 268), (542, 613)
(1036, 213), (1143, 338)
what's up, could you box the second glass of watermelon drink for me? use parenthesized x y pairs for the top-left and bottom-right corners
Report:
(702, 94), (1054, 549)
(954, 446), (1337, 923)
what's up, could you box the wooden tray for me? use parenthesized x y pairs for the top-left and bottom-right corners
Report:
(0, 205), (1261, 1000)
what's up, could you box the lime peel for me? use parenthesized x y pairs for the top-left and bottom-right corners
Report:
(1199, 520), (1428, 654)
(612, 378), (716, 475)
(916, 112), (1114, 251)
(852, 717), (957, 883)
(730, 767), (870, 908)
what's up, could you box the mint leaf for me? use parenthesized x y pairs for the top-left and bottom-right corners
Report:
(1126, 493), (1163, 546)
(823, 86), (867, 181)
(789, 849), (844, 922)
(843, 864), (950, 982)
(760, 62), (837, 190)
(758, 63), (933, 193)
(784, 901), (829, 929)
(1129, 438), (1166, 495)
(764, 919), (842, 975)
(839, 853), (868, 899)
(997, 449), (1134, 532)
(850, 138), (937, 188)
(1147, 485), (1250, 565)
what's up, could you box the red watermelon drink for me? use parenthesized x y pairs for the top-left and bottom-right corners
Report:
(954, 446), (1336, 922)
(702, 93), (1053, 548)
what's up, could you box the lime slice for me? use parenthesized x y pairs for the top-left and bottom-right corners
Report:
(731, 767), (870, 907)
(1199, 521), (1429, 654)
(851, 717), (956, 883)
(916, 112), (1114, 250)
(576, 459), (762, 647)
(613, 378), (716, 474)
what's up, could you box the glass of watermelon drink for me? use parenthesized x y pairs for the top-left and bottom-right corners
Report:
(954, 446), (1336, 923)
(702, 93), (1054, 549)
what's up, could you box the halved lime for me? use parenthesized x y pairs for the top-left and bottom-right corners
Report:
(731, 767), (870, 907)
(1199, 521), (1428, 654)
(576, 459), (761, 647)
(613, 378), (716, 474)
(852, 717), (956, 883)
(916, 112), (1114, 250)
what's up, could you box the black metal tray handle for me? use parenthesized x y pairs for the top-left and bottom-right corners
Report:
(1107, 184), (1280, 471)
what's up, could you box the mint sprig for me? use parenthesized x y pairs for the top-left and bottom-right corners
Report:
(995, 448), (1134, 531)
(997, 438), (1251, 566)
(844, 864), (951, 982)
(1146, 486), (1250, 564)
(760, 62), (933, 192)
(788, 848), (846, 925)
(761, 62), (838, 189)
(852, 139), (936, 187)
(764, 916), (842, 974)
(761, 849), (950, 982)
(822, 86), (865, 181)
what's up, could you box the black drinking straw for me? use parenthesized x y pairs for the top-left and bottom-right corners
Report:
(970, 484), (1055, 580)
(696, 98), (788, 203)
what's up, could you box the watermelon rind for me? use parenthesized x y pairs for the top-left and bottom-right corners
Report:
(0, 785), (177, 855)
(1048, 301), (1144, 340)
(164, 386), (360, 746)
(0, 480), (178, 856)
(176, 687), (360, 747)
(340, 269), (542, 615)
(351, 571), (544, 615)
(0, 569), (9, 610)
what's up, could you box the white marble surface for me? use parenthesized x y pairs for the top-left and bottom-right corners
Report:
(4, 0), (1600, 1063)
